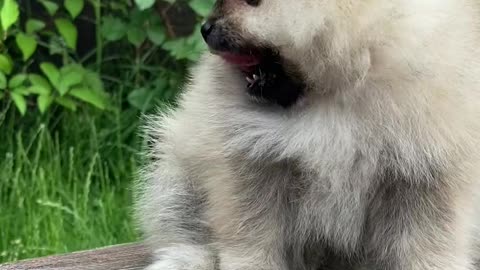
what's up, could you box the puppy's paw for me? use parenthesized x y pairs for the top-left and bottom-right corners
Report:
(145, 244), (215, 270)
(145, 259), (193, 270)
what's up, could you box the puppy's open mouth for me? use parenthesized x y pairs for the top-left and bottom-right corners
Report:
(218, 52), (261, 71)
(214, 48), (306, 108)
(214, 48), (269, 88)
(200, 19), (305, 107)
(199, 15), (308, 107)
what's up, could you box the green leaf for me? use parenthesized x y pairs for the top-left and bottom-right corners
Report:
(27, 86), (48, 95)
(65, 0), (84, 19)
(26, 19), (46, 34)
(16, 33), (38, 61)
(127, 26), (146, 47)
(134, 0), (155, 10)
(11, 92), (27, 115)
(83, 70), (104, 92)
(0, 54), (12, 75)
(151, 77), (171, 99)
(58, 65), (84, 95)
(37, 95), (53, 114)
(162, 24), (205, 60)
(147, 24), (166, 45)
(54, 18), (78, 50)
(0, 92), (4, 100)
(1, 0), (19, 31)
(28, 74), (52, 95)
(55, 96), (77, 111)
(128, 87), (155, 111)
(129, 9), (149, 27)
(109, 2), (128, 13)
(70, 87), (107, 109)
(48, 35), (64, 55)
(13, 86), (30, 95)
(0, 72), (6, 89)
(8, 73), (27, 88)
(38, 0), (59, 16)
(189, 0), (215, 17)
(40, 62), (60, 89)
(101, 16), (126, 41)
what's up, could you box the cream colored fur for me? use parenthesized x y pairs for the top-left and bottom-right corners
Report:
(136, 0), (480, 269)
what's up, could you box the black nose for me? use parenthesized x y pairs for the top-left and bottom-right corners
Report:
(201, 20), (214, 41)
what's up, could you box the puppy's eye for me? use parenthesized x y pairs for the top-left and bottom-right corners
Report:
(246, 0), (260, 7)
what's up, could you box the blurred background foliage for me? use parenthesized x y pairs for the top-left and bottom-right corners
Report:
(0, 0), (214, 263)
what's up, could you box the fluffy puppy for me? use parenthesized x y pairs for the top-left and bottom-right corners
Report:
(136, 0), (480, 269)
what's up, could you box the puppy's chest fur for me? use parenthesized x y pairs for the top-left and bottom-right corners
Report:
(215, 134), (443, 269)
(204, 103), (383, 252)
(225, 150), (376, 254)
(199, 94), (446, 259)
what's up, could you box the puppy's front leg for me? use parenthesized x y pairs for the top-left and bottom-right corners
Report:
(145, 244), (215, 270)
(216, 239), (289, 270)
(366, 179), (475, 270)
(205, 191), (290, 270)
(202, 162), (296, 270)
(209, 204), (290, 270)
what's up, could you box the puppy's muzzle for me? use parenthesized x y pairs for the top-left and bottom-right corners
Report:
(201, 20), (214, 40)
(201, 19), (236, 53)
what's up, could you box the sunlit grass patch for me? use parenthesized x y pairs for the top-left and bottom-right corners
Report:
(0, 104), (141, 263)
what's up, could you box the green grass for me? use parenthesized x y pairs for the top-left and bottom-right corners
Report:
(0, 102), (143, 263)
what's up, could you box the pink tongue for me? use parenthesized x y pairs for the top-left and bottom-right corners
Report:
(219, 52), (260, 69)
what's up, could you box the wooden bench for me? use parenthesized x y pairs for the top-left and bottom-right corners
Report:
(0, 243), (151, 270)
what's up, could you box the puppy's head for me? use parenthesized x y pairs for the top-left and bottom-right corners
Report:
(200, 0), (377, 105)
(201, 0), (331, 62)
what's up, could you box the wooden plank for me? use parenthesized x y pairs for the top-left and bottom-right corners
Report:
(0, 243), (151, 270)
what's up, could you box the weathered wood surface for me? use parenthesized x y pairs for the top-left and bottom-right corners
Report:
(0, 243), (151, 270)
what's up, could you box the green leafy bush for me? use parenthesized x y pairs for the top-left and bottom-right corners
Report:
(0, 0), (215, 115)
